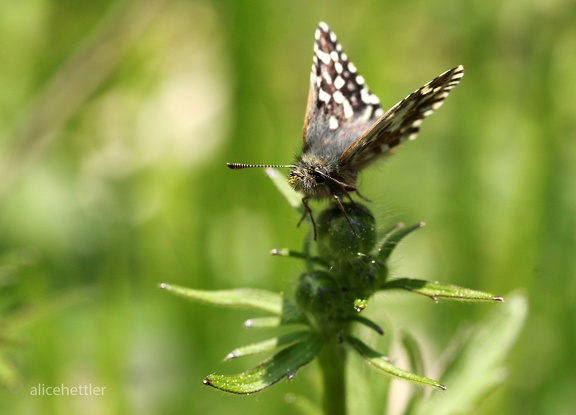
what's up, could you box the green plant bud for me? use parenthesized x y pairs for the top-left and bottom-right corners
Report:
(343, 254), (389, 297)
(316, 203), (376, 260)
(295, 271), (340, 315)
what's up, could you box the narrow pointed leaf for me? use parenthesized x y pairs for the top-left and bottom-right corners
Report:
(348, 315), (384, 335)
(225, 330), (310, 360)
(346, 336), (445, 390)
(373, 223), (403, 253)
(265, 168), (304, 212)
(243, 301), (308, 328)
(401, 331), (426, 379)
(377, 222), (424, 263)
(376, 222), (424, 262)
(244, 317), (282, 328)
(381, 278), (504, 302)
(400, 330), (428, 411)
(158, 284), (283, 314)
(204, 333), (323, 394)
(270, 248), (329, 268)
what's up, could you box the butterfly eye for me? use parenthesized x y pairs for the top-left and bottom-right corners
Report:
(314, 169), (327, 184)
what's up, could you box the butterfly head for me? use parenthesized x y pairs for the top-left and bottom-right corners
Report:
(288, 164), (327, 196)
(288, 155), (355, 200)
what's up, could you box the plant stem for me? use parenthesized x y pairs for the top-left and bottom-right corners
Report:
(317, 337), (346, 415)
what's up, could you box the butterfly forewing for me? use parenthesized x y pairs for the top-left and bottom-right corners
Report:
(302, 22), (383, 155)
(340, 65), (464, 171)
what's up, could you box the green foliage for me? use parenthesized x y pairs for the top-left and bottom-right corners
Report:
(0, 1), (573, 414)
(160, 180), (507, 413)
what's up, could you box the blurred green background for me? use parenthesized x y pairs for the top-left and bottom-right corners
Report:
(0, 0), (574, 414)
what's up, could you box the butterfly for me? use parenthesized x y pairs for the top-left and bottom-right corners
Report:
(228, 22), (464, 238)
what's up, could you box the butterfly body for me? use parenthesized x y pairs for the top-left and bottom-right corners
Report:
(227, 22), (464, 238)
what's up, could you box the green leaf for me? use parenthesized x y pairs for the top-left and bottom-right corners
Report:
(373, 223), (403, 253)
(409, 291), (528, 415)
(346, 336), (446, 390)
(265, 167), (304, 213)
(158, 284), (283, 314)
(381, 278), (504, 302)
(375, 222), (424, 262)
(401, 331), (426, 378)
(243, 317), (282, 328)
(270, 248), (329, 268)
(204, 333), (323, 394)
(348, 315), (383, 335)
(400, 331), (428, 412)
(225, 330), (310, 360)
(243, 300), (308, 328)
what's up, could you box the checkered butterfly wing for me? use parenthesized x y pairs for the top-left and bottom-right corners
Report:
(301, 22), (384, 155)
(340, 65), (464, 171)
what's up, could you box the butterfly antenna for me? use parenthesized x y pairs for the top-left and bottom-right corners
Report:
(227, 163), (295, 170)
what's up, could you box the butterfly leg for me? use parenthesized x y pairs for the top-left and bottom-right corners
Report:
(332, 194), (359, 238)
(344, 190), (374, 220)
(298, 196), (318, 240)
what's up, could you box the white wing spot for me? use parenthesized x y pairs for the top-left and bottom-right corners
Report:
(322, 71), (333, 84)
(374, 108), (384, 118)
(329, 31), (337, 42)
(316, 49), (331, 65)
(360, 88), (372, 104)
(330, 51), (339, 62)
(347, 61), (356, 73)
(319, 88), (331, 103)
(360, 107), (373, 122)
(333, 90), (344, 104)
(356, 75), (365, 85)
(334, 61), (343, 74)
(329, 116), (339, 130)
(342, 98), (354, 119)
(334, 75), (345, 89)
(421, 85), (432, 95)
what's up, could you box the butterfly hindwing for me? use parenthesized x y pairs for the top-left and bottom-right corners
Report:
(340, 65), (465, 170)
